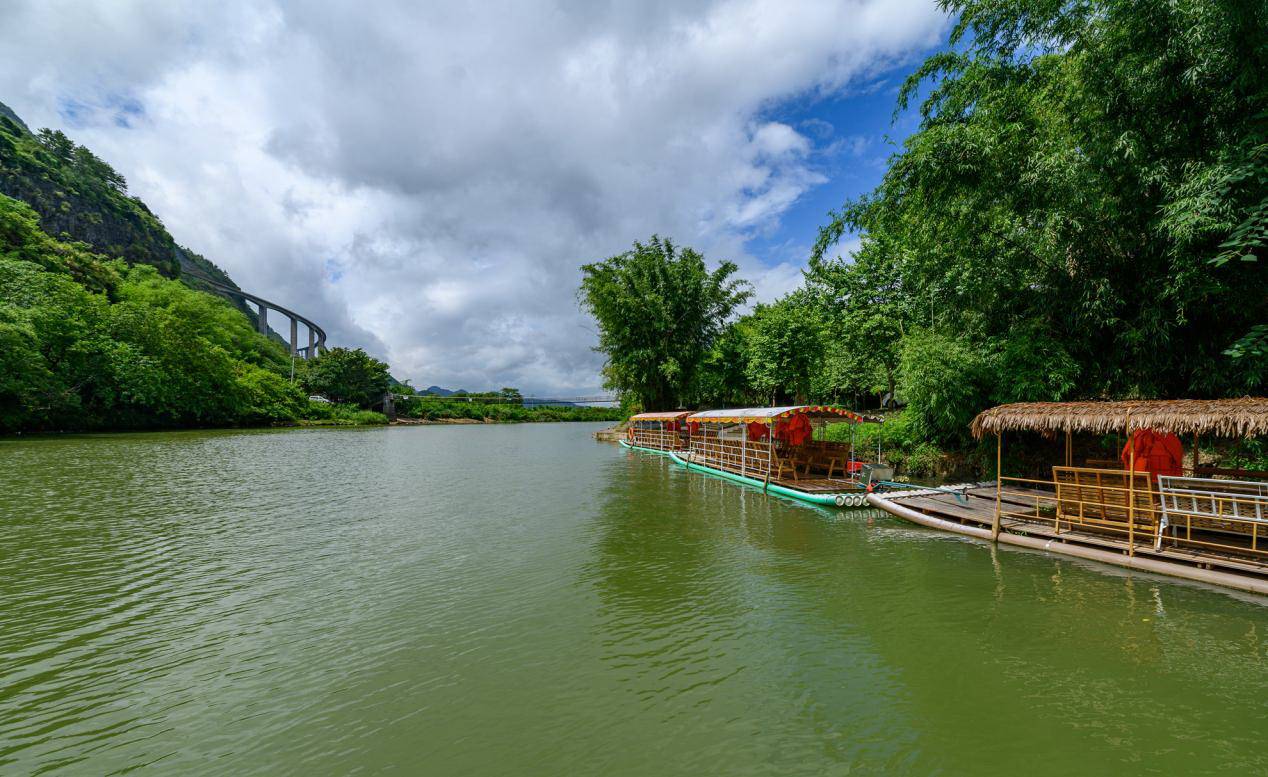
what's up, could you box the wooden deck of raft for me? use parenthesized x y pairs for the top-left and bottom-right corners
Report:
(775, 477), (860, 493)
(686, 453), (861, 493)
(876, 484), (1268, 580)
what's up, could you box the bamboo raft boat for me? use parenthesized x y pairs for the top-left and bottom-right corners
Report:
(621, 405), (889, 507)
(868, 399), (1268, 595)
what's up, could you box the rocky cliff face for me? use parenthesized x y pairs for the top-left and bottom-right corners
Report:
(0, 104), (182, 276)
(0, 101), (30, 133)
(0, 100), (259, 318)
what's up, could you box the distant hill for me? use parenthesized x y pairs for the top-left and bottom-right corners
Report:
(415, 386), (577, 406)
(0, 100), (401, 432)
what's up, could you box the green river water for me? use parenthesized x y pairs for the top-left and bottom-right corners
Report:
(1, 422), (1266, 775)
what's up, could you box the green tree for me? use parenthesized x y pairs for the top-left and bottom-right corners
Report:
(696, 321), (756, 407)
(300, 347), (391, 408)
(898, 330), (992, 445)
(579, 236), (751, 410)
(816, 0), (1268, 437)
(805, 235), (914, 406)
(0, 194), (308, 432)
(744, 293), (825, 405)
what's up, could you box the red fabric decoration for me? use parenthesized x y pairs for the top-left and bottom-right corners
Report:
(774, 414), (812, 446)
(746, 421), (768, 441)
(687, 422), (699, 435)
(1120, 429), (1184, 479)
(790, 415), (813, 446)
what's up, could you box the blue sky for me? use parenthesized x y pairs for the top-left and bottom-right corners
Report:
(748, 63), (932, 268)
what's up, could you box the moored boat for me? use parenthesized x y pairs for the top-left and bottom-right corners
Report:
(621, 410), (692, 454)
(868, 398), (1268, 595)
(669, 405), (887, 507)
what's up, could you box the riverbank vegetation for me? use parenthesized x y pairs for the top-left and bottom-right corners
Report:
(0, 195), (316, 432)
(298, 401), (389, 426)
(581, 0), (1267, 473)
(298, 347), (391, 408)
(400, 396), (622, 424)
(0, 106), (406, 433)
(0, 194), (398, 433)
(579, 236), (752, 412)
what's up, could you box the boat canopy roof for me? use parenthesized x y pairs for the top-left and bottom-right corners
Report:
(629, 410), (693, 421)
(686, 405), (880, 425)
(971, 398), (1268, 439)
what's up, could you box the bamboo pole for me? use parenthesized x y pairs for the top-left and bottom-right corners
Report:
(1127, 417), (1136, 556)
(1065, 430), (1073, 467)
(766, 429), (774, 493)
(1192, 432), (1199, 475)
(992, 432), (1002, 541)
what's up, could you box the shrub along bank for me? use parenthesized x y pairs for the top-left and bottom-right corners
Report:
(298, 401), (389, 427)
(0, 195), (316, 433)
(404, 398), (622, 424)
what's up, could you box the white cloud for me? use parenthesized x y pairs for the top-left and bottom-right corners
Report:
(0, 0), (947, 394)
(750, 122), (812, 159)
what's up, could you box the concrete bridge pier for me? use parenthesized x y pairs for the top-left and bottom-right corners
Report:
(208, 281), (326, 360)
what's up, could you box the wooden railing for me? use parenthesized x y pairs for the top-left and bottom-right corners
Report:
(689, 436), (775, 479)
(629, 428), (687, 451)
(686, 436), (862, 483)
(995, 467), (1268, 560)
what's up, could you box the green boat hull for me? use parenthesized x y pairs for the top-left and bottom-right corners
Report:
(618, 439), (674, 457)
(619, 440), (867, 507)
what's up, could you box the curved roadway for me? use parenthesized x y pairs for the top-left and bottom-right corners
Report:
(205, 280), (327, 357)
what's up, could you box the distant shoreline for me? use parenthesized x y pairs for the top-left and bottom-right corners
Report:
(391, 417), (614, 426)
(1, 416), (621, 439)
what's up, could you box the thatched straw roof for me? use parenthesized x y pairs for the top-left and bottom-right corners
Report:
(970, 398), (1268, 439)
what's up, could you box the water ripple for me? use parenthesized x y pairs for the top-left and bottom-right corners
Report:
(2, 426), (1267, 775)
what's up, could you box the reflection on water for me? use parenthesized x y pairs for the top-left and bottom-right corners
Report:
(1, 425), (1265, 775)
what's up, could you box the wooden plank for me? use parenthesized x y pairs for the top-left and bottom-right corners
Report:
(882, 493), (1268, 577)
(899, 495), (1000, 526)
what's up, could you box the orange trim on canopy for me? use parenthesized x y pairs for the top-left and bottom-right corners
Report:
(686, 405), (879, 425)
(629, 411), (693, 421)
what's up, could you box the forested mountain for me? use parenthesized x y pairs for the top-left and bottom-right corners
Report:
(0, 102), (313, 431)
(0, 101), (245, 298)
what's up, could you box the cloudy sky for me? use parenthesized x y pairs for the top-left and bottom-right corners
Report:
(0, 0), (949, 396)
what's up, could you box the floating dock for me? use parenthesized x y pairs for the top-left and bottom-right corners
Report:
(868, 483), (1268, 596)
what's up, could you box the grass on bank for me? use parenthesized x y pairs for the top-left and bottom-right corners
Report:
(298, 401), (388, 426)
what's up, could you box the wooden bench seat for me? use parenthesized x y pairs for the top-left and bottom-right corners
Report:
(1052, 466), (1157, 539)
